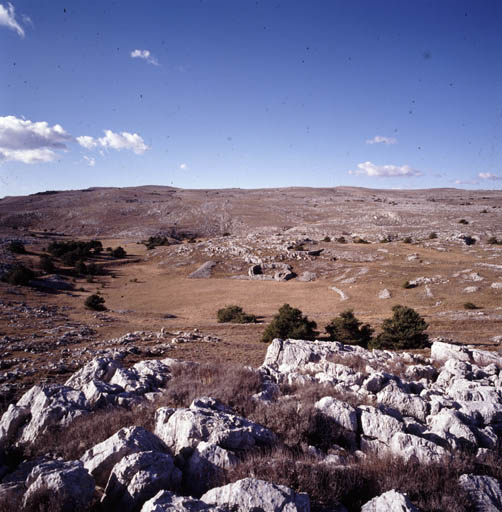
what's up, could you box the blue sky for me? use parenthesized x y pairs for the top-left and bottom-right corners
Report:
(1, 0), (502, 197)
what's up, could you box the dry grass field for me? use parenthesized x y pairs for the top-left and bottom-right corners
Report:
(1, 185), (501, 403)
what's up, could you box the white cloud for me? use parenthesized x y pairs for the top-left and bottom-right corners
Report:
(83, 156), (95, 167)
(77, 129), (149, 155)
(0, 115), (71, 163)
(76, 135), (98, 150)
(479, 172), (502, 181)
(0, 2), (25, 37)
(130, 49), (158, 66)
(179, 163), (187, 169)
(366, 135), (397, 145)
(349, 161), (422, 177)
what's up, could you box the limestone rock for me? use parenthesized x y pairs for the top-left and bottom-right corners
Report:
(23, 460), (94, 512)
(200, 478), (310, 512)
(102, 450), (181, 512)
(188, 261), (216, 279)
(154, 397), (276, 456)
(81, 426), (167, 486)
(458, 474), (502, 512)
(141, 490), (224, 512)
(315, 396), (358, 432)
(358, 405), (404, 444)
(361, 489), (420, 511)
(186, 441), (239, 495)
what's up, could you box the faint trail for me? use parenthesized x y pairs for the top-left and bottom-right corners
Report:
(330, 286), (348, 301)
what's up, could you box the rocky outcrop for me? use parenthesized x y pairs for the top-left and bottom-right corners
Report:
(154, 397), (276, 494)
(102, 451), (182, 512)
(81, 426), (167, 486)
(458, 474), (502, 512)
(200, 478), (310, 512)
(188, 261), (216, 279)
(23, 460), (95, 512)
(361, 489), (420, 511)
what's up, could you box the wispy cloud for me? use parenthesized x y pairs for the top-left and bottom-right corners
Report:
(83, 156), (95, 167)
(130, 49), (159, 66)
(479, 172), (502, 181)
(77, 129), (149, 155)
(0, 115), (71, 163)
(179, 163), (187, 170)
(349, 161), (422, 177)
(365, 135), (397, 145)
(0, 2), (26, 37)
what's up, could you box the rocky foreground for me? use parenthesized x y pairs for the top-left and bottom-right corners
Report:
(0, 338), (501, 511)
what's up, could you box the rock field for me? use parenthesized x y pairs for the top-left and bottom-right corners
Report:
(0, 337), (501, 511)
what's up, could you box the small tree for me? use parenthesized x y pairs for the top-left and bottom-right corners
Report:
(4, 264), (34, 286)
(111, 246), (126, 258)
(371, 305), (429, 350)
(325, 309), (373, 348)
(262, 303), (317, 342)
(7, 241), (26, 254)
(85, 294), (106, 311)
(39, 255), (55, 273)
(217, 305), (257, 324)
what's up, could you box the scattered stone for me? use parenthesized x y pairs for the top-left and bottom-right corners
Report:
(378, 288), (391, 299)
(188, 261), (216, 279)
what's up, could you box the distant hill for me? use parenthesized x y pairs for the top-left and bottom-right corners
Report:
(1, 185), (501, 239)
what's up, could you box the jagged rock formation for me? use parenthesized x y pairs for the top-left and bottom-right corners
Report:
(0, 338), (501, 511)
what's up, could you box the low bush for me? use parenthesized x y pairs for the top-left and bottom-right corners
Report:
(370, 305), (429, 350)
(111, 246), (126, 258)
(325, 310), (373, 348)
(262, 303), (317, 342)
(39, 255), (55, 273)
(463, 302), (480, 310)
(336, 236), (346, 243)
(487, 236), (500, 245)
(84, 294), (106, 311)
(458, 219), (469, 225)
(403, 237), (413, 244)
(217, 305), (257, 324)
(322, 236), (331, 242)
(3, 264), (34, 286)
(7, 240), (26, 254)
(429, 232), (438, 239)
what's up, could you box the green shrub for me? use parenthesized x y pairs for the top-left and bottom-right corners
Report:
(429, 232), (438, 239)
(84, 294), (106, 311)
(403, 237), (413, 244)
(111, 246), (126, 258)
(462, 236), (476, 246)
(370, 305), (429, 350)
(336, 236), (346, 244)
(463, 302), (479, 310)
(75, 260), (87, 275)
(262, 303), (317, 342)
(322, 236), (331, 242)
(217, 305), (257, 324)
(353, 236), (369, 244)
(325, 310), (373, 348)
(3, 264), (35, 286)
(39, 255), (55, 273)
(7, 241), (26, 254)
